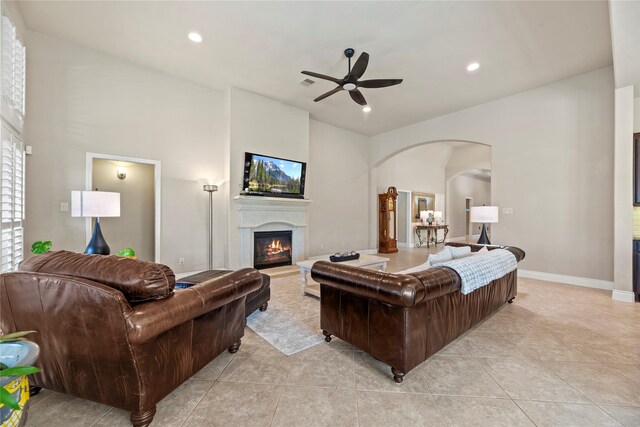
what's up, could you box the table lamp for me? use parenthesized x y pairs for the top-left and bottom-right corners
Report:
(469, 206), (499, 245)
(419, 210), (429, 225)
(71, 191), (120, 254)
(434, 211), (443, 225)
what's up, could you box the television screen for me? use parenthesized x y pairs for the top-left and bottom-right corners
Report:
(243, 152), (306, 196)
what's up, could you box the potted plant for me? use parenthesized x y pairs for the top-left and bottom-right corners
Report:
(0, 331), (41, 427)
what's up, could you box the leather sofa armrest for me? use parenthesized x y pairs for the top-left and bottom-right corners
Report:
(311, 261), (425, 307)
(126, 268), (262, 344)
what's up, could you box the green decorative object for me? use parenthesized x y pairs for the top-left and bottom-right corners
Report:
(118, 248), (135, 257)
(0, 331), (40, 424)
(30, 241), (52, 255)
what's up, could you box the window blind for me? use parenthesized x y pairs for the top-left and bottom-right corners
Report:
(1, 5), (25, 131)
(1, 124), (24, 272)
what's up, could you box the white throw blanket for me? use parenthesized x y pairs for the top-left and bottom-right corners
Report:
(433, 249), (518, 295)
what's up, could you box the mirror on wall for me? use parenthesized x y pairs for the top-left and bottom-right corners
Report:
(412, 192), (435, 220)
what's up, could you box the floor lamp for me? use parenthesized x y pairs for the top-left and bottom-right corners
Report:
(203, 185), (218, 270)
(71, 191), (121, 254)
(469, 206), (499, 245)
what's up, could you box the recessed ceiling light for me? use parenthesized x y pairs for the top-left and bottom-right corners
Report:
(363, 105), (372, 113)
(467, 62), (480, 72)
(188, 32), (203, 43)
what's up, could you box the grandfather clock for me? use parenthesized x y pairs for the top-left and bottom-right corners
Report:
(378, 187), (398, 254)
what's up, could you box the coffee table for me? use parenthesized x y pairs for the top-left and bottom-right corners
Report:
(297, 254), (390, 297)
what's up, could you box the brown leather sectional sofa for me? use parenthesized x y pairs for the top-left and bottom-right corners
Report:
(311, 243), (525, 383)
(0, 251), (264, 427)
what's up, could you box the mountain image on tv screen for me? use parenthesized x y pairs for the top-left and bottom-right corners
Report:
(248, 155), (302, 193)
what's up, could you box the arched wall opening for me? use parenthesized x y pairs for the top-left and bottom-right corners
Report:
(370, 139), (492, 249)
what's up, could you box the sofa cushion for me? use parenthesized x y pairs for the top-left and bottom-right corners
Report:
(428, 248), (453, 264)
(19, 250), (175, 303)
(449, 245), (472, 259)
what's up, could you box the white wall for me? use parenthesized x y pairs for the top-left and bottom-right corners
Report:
(24, 31), (227, 273)
(376, 143), (451, 195)
(613, 86), (635, 297)
(92, 160), (155, 262)
(447, 174), (491, 238)
(370, 67), (615, 282)
(307, 120), (369, 255)
(227, 88), (309, 269)
(635, 97), (640, 132)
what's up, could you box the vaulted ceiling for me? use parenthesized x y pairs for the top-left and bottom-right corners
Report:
(16, 1), (613, 135)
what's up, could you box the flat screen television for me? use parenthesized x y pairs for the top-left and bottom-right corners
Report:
(243, 152), (306, 197)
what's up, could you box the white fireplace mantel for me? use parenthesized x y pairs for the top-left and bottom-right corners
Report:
(233, 195), (312, 268)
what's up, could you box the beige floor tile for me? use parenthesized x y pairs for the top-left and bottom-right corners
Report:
(25, 392), (111, 427)
(271, 386), (358, 427)
(482, 357), (589, 403)
(192, 349), (236, 381)
(434, 395), (534, 427)
(600, 405), (640, 427)
(218, 344), (292, 385)
(184, 381), (282, 426)
(354, 351), (430, 393)
(436, 336), (470, 356)
(506, 333), (596, 362)
(357, 390), (447, 426)
(29, 388), (54, 408)
(548, 362), (640, 406)
(515, 400), (622, 427)
(287, 346), (356, 388)
(460, 331), (525, 358)
(93, 378), (213, 426)
(418, 355), (507, 398)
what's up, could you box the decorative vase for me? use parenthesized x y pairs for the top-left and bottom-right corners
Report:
(0, 341), (40, 427)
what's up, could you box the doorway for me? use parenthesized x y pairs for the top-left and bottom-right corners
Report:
(86, 153), (161, 262)
(465, 198), (473, 237)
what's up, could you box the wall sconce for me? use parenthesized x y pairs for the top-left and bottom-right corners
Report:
(116, 167), (127, 180)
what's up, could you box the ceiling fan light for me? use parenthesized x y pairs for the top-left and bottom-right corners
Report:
(363, 105), (372, 113)
(188, 32), (203, 43)
(343, 83), (357, 91)
(466, 62), (480, 72)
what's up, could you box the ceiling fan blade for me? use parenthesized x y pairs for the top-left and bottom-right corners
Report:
(313, 86), (342, 102)
(349, 89), (367, 106)
(301, 71), (341, 84)
(358, 79), (403, 88)
(350, 52), (369, 79)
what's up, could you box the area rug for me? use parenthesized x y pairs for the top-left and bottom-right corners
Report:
(246, 307), (324, 356)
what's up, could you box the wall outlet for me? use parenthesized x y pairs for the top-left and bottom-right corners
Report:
(60, 202), (69, 212)
(179, 257), (185, 265)
(503, 208), (514, 215)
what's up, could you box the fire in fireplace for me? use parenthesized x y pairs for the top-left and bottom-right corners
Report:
(253, 230), (293, 269)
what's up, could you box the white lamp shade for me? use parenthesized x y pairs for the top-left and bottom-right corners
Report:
(470, 206), (499, 223)
(419, 210), (429, 220)
(71, 191), (120, 217)
(434, 211), (443, 219)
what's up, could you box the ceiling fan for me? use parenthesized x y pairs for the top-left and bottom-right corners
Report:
(302, 48), (403, 107)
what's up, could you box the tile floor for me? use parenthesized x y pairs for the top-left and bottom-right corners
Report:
(27, 247), (640, 426)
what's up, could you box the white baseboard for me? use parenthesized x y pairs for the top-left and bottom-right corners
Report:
(612, 290), (636, 303)
(398, 242), (408, 248)
(517, 269), (613, 290)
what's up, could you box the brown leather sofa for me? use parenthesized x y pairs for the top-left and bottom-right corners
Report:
(0, 251), (263, 427)
(311, 243), (525, 383)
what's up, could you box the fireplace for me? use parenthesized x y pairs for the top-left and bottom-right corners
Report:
(253, 230), (293, 269)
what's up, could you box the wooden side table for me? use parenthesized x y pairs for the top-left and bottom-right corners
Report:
(415, 224), (449, 248)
